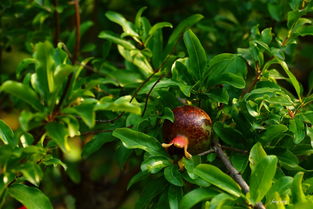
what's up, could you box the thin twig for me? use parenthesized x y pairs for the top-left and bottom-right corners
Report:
(221, 145), (249, 154)
(52, 0), (60, 46)
(197, 148), (215, 156)
(212, 137), (266, 209)
(141, 75), (164, 117)
(72, 0), (80, 63)
(197, 145), (248, 156)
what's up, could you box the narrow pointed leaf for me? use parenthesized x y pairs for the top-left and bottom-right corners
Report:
(249, 155), (278, 204)
(183, 29), (207, 80)
(8, 184), (53, 209)
(180, 188), (219, 209)
(112, 128), (168, 157)
(1, 81), (43, 111)
(194, 164), (242, 197)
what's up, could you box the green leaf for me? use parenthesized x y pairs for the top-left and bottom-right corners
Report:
(45, 122), (69, 152)
(141, 156), (170, 174)
(183, 29), (207, 80)
(135, 6), (147, 30)
(117, 46), (154, 76)
(278, 61), (302, 101)
(180, 188), (219, 209)
(98, 31), (136, 50)
(105, 11), (138, 37)
(213, 122), (244, 148)
(168, 186), (182, 209)
(0, 120), (14, 146)
(82, 132), (116, 159)
(139, 78), (192, 97)
(266, 176), (293, 204)
(261, 124), (288, 142)
(289, 116), (306, 144)
(164, 165), (184, 187)
(292, 172), (306, 203)
(145, 22), (172, 44)
(33, 41), (55, 97)
(127, 171), (149, 190)
(261, 28), (273, 45)
(205, 53), (247, 89)
(1, 81), (43, 111)
(96, 95), (141, 115)
(194, 164), (242, 197)
(164, 14), (203, 57)
(249, 155), (278, 204)
(209, 193), (233, 209)
(249, 142), (267, 172)
(8, 184), (53, 209)
(20, 163), (43, 186)
(112, 128), (168, 157)
(73, 102), (96, 128)
(135, 178), (167, 209)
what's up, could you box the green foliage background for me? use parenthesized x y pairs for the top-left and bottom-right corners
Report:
(1, 0), (313, 209)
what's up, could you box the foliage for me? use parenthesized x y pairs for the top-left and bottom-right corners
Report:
(1, 0), (313, 208)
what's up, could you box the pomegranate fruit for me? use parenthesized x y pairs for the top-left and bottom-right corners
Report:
(162, 105), (212, 158)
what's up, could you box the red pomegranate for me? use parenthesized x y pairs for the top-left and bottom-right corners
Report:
(162, 105), (212, 158)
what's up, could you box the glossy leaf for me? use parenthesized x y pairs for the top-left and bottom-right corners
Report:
(289, 116), (306, 144)
(249, 155), (278, 204)
(205, 53), (247, 88)
(163, 14), (203, 57)
(266, 176), (293, 204)
(278, 61), (302, 101)
(112, 128), (168, 157)
(20, 163), (43, 186)
(145, 22), (172, 44)
(141, 156), (170, 174)
(45, 122), (69, 152)
(98, 31), (136, 50)
(117, 46), (154, 76)
(105, 11), (138, 37)
(183, 29), (207, 80)
(194, 164), (242, 197)
(1, 81), (43, 111)
(8, 184), (53, 209)
(180, 188), (219, 209)
(168, 186), (182, 209)
(164, 165), (184, 187)
(33, 41), (55, 97)
(139, 78), (192, 97)
(292, 172), (306, 203)
(96, 95), (141, 115)
(0, 120), (14, 146)
(209, 193), (233, 209)
(249, 142), (267, 172)
(261, 124), (288, 142)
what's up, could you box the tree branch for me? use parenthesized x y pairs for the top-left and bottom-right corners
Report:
(52, 0), (60, 47)
(141, 75), (164, 117)
(72, 0), (80, 63)
(212, 137), (266, 209)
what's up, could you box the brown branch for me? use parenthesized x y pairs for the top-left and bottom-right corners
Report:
(212, 137), (266, 209)
(72, 0), (80, 63)
(198, 145), (248, 156)
(52, 0), (60, 47)
(141, 75), (164, 117)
